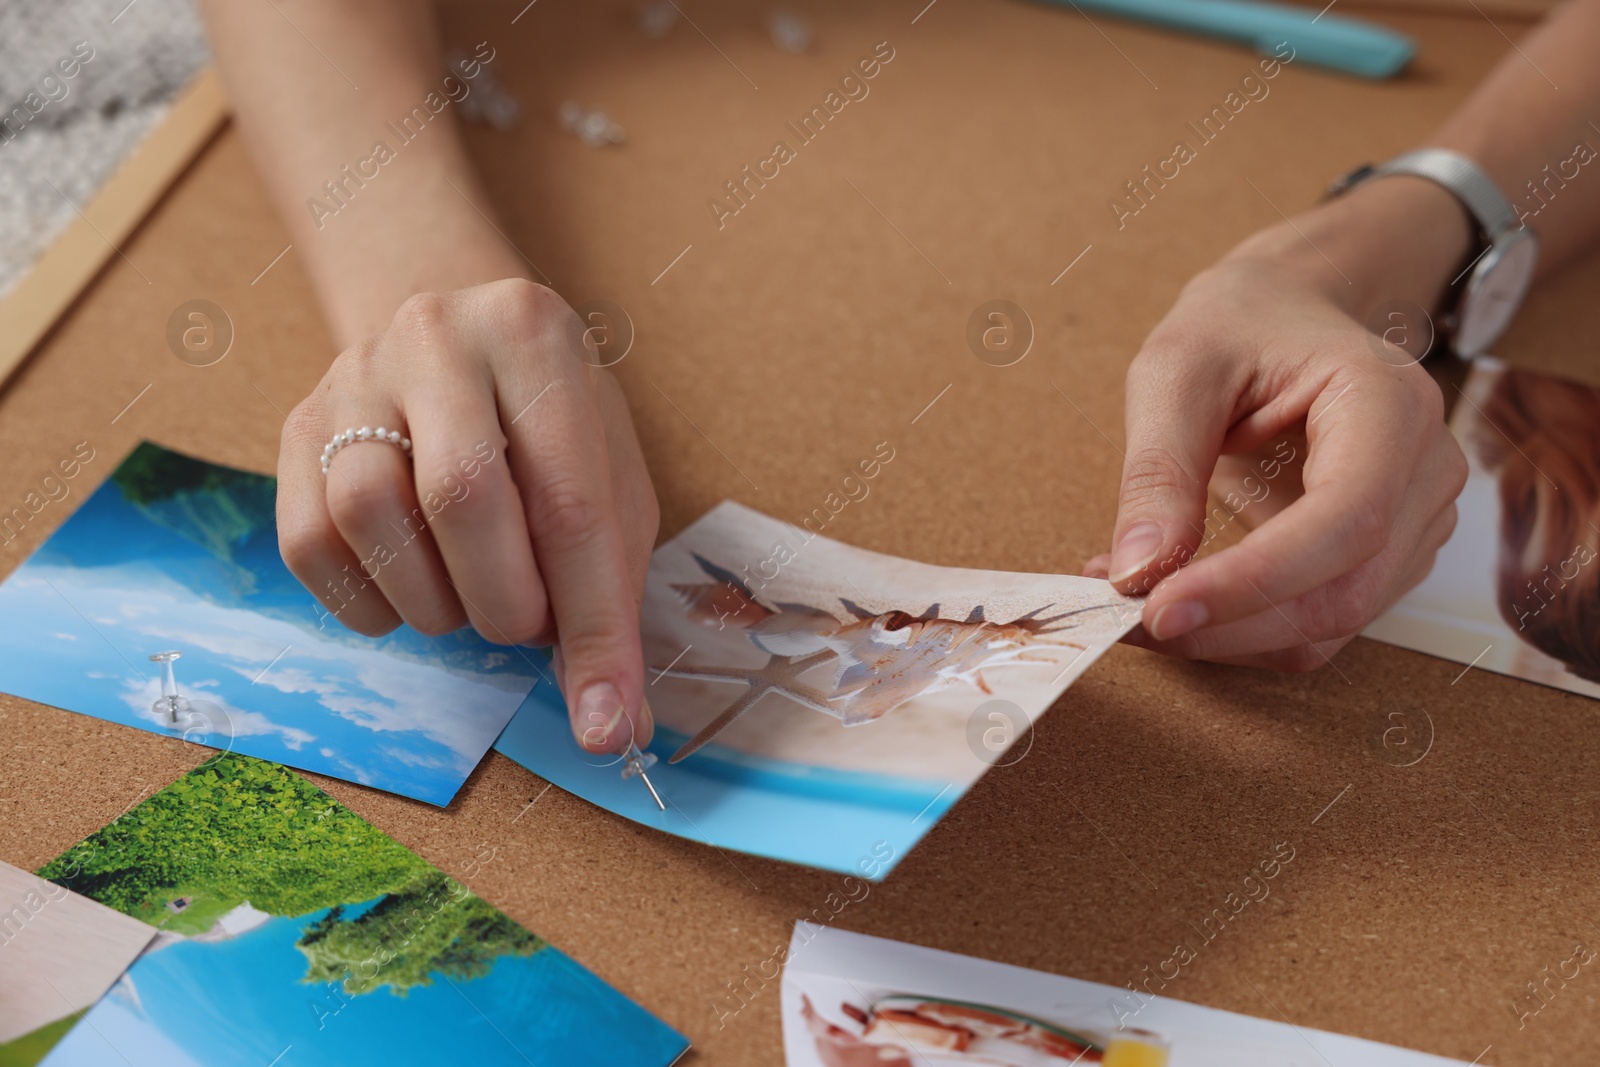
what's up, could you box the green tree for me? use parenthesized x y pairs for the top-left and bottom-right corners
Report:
(38, 755), (429, 919)
(39, 756), (546, 1005)
(109, 443), (265, 506)
(296, 870), (545, 996)
(107, 444), (278, 573)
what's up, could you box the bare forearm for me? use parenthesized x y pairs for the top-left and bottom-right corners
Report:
(199, 0), (526, 347)
(1431, 0), (1600, 270)
(1227, 0), (1600, 322)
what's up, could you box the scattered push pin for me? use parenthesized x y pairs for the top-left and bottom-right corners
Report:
(462, 84), (521, 130)
(768, 9), (812, 53)
(450, 48), (521, 129)
(621, 742), (666, 810)
(150, 650), (185, 726)
(559, 101), (626, 147)
(636, 0), (678, 38)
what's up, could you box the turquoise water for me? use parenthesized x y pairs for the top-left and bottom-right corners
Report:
(43, 905), (685, 1067)
(495, 659), (958, 880)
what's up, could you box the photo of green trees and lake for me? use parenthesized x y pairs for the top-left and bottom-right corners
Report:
(30, 754), (687, 1067)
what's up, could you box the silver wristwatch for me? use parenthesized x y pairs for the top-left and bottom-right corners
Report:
(1329, 147), (1538, 358)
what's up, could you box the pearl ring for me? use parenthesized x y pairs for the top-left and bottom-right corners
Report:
(321, 426), (412, 475)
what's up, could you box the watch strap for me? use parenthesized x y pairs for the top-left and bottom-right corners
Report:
(1362, 148), (1518, 238)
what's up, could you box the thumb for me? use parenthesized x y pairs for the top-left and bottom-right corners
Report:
(1109, 355), (1230, 599)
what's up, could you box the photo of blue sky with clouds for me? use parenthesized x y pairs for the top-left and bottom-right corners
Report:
(0, 443), (544, 805)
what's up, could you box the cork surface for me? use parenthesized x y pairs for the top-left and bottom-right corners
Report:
(1, 2), (1596, 1064)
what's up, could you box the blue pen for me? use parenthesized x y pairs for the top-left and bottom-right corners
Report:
(1031, 0), (1415, 79)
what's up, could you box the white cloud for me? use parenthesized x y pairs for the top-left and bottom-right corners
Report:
(133, 620), (283, 663)
(118, 675), (316, 751)
(379, 746), (449, 770)
(230, 663), (340, 699)
(33, 563), (538, 779)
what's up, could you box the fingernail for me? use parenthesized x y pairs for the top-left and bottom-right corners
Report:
(575, 682), (626, 753)
(636, 695), (655, 748)
(1150, 600), (1208, 641)
(1109, 523), (1164, 584)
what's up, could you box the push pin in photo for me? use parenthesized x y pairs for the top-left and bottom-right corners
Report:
(150, 650), (185, 726)
(621, 742), (666, 810)
(149, 648), (231, 751)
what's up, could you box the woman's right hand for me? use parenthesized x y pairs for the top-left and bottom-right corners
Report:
(277, 278), (659, 756)
(1083, 176), (1475, 671)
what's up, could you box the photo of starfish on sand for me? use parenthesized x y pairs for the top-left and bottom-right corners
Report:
(659, 548), (1131, 761)
(495, 501), (1141, 877)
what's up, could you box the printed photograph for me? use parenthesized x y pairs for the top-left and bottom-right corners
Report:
(0, 442), (545, 805)
(497, 501), (1141, 878)
(781, 925), (1468, 1067)
(30, 754), (687, 1067)
(1364, 359), (1600, 701)
(794, 989), (1172, 1066)
(0, 861), (155, 1067)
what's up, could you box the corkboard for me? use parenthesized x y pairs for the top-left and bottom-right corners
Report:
(0, 3), (1595, 1065)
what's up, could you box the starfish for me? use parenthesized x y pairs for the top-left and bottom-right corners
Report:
(662, 649), (841, 763)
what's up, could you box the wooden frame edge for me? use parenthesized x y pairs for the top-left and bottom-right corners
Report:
(0, 65), (230, 392)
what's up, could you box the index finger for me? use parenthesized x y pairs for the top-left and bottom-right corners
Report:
(475, 281), (652, 755)
(512, 371), (650, 755)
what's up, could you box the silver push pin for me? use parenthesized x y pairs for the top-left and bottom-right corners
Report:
(150, 650), (185, 726)
(451, 48), (521, 130)
(621, 742), (665, 810)
(636, 0), (678, 38)
(559, 101), (626, 147)
(768, 10), (812, 53)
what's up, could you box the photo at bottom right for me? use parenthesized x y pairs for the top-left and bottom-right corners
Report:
(1365, 357), (1600, 702)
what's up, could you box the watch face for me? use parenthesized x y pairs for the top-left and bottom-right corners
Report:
(1456, 228), (1539, 357)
